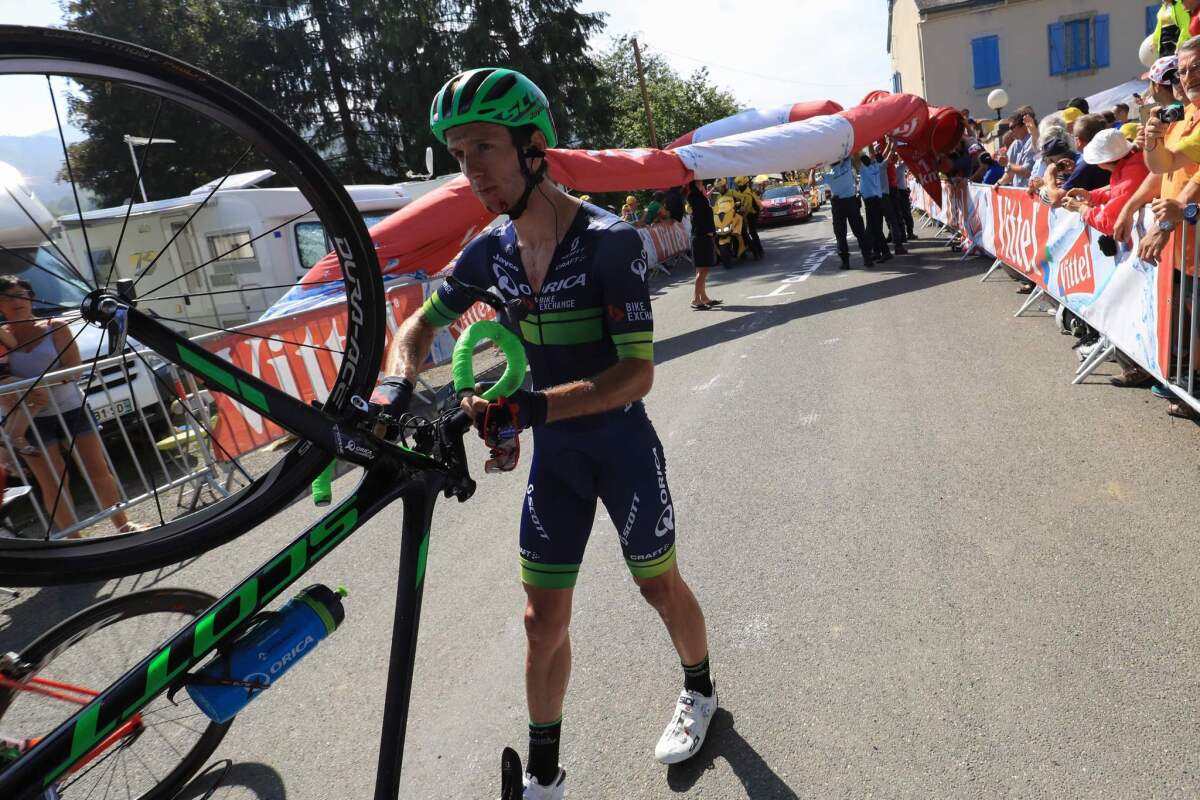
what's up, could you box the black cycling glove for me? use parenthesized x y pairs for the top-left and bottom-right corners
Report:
(371, 376), (413, 434)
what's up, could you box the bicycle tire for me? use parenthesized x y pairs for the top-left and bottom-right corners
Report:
(0, 588), (231, 800)
(0, 25), (385, 585)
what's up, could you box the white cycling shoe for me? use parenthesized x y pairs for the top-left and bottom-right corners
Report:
(522, 767), (566, 799)
(654, 683), (718, 764)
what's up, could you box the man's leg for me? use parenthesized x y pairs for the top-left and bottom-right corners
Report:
(523, 585), (573, 786)
(746, 212), (763, 257)
(866, 198), (891, 259)
(831, 198), (851, 267)
(885, 193), (907, 252)
(898, 188), (916, 237)
(847, 200), (874, 266)
(633, 564), (708, 668)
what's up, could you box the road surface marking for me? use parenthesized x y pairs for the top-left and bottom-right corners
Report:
(747, 240), (837, 299)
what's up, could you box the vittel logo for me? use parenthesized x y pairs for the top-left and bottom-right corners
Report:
(541, 274), (587, 294)
(1057, 234), (1095, 296)
(993, 193), (1042, 275)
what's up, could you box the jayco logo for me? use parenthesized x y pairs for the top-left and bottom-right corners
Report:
(1057, 232), (1095, 297)
(993, 192), (1045, 277)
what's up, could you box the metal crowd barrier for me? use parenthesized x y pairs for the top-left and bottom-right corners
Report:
(1169, 223), (1200, 414)
(0, 349), (231, 540)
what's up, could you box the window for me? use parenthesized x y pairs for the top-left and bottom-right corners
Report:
(1049, 15), (1109, 75)
(206, 230), (255, 261)
(295, 222), (330, 272)
(971, 35), (1001, 89)
(891, 71), (903, 93)
(1147, 4), (1158, 35)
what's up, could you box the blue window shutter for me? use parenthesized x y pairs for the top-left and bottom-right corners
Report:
(1147, 4), (1158, 35)
(1094, 14), (1109, 68)
(972, 35), (1001, 89)
(1049, 22), (1067, 75)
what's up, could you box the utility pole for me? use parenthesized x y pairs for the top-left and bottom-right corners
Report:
(631, 38), (659, 149)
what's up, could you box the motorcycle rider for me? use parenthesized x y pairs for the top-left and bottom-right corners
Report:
(732, 176), (764, 259)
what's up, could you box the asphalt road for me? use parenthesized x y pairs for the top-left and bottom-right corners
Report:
(5, 207), (1200, 799)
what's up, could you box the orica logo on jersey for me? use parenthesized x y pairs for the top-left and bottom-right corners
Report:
(541, 273), (587, 294)
(630, 258), (648, 280)
(493, 263), (529, 298)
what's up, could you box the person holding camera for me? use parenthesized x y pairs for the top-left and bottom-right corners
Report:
(1061, 129), (1150, 236)
(1040, 115), (1112, 208)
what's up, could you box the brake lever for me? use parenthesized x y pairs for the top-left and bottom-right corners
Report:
(440, 409), (476, 501)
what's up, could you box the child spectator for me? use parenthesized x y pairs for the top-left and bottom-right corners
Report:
(1062, 129), (1151, 235)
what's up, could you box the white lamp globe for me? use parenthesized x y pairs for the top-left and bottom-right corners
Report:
(986, 88), (1009, 111)
(1139, 34), (1158, 68)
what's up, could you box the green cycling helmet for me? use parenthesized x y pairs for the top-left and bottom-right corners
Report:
(430, 67), (558, 148)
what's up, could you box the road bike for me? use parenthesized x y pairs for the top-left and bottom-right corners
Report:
(0, 25), (527, 800)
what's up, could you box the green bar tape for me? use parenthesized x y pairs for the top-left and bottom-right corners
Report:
(311, 460), (334, 506)
(451, 320), (528, 400)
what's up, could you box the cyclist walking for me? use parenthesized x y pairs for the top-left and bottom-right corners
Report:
(372, 68), (717, 799)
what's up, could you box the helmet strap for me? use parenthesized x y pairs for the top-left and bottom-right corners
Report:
(506, 145), (548, 221)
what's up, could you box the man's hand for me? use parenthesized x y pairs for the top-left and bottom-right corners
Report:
(1065, 188), (1090, 203)
(1113, 209), (1135, 244)
(1026, 176), (1044, 196)
(460, 386), (548, 443)
(1144, 111), (1168, 144)
(1151, 197), (1184, 225)
(1138, 226), (1170, 264)
(371, 376), (413, 417)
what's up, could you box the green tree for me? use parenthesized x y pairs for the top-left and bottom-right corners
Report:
(594, 36), (742, 150)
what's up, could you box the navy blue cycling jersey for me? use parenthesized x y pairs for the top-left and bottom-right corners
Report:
(421, 202), (654, 430)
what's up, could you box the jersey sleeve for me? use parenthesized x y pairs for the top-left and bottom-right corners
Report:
(419, 236), (492, 328)
(599, 225), (655, 362)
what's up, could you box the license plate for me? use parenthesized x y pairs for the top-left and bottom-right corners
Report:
(94, 399), (134, 422)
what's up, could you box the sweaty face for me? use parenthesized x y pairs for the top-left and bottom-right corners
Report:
(1180, 52), (1200, 104)
(445, 122), (529, 215)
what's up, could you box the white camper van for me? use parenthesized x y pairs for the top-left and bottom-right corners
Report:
(0, 162), (170, 436)
(53, 171), (410, 335)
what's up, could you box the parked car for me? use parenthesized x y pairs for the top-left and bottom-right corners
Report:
(758, 185), (811, 226)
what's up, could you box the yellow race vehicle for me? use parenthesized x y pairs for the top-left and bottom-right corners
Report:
(712, 194), (746, 268)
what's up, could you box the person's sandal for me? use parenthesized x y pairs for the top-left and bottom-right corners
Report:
(1110, 369), (1152, 388)
(1167, 401), (1198, 419)
(690, 302), (711, 310)
(706, 299), (723, 306)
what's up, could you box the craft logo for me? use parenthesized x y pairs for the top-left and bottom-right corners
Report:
(993, 190), (1048, 278)
(1057, 230), (1095, 296)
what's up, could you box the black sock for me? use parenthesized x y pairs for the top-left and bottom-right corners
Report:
(683, 654), (713, 696)
(527, 718), (561, 786)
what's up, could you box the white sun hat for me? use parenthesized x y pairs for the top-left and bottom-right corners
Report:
(1082, 128), (1133, 165)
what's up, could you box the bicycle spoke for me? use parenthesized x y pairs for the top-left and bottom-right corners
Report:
(106, 98), (165, 293)
(147, 277), (343, 302)
(141, 312), (345, 354)
(126, 744), (160, 784)
(130, 347), (254, 484)
(48, 75), (97, 290)
(140, 207), (312, 299)
(0, 189), (91, 288)
(130, 144), (253, 294)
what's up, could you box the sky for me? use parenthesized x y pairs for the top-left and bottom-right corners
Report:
(2, 0), (893, 137)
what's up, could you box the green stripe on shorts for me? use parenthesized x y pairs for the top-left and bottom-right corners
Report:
(626, 544), (676, 579)
(520, 557), (579, 589)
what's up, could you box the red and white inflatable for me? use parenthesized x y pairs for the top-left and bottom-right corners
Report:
(269, 91), (962, 317)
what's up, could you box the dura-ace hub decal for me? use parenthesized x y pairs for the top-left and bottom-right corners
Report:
(34, 495), (362, 787)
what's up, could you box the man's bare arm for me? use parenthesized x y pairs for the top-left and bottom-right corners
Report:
(461, 358), (653, 424)
(383, 312), (438, 380)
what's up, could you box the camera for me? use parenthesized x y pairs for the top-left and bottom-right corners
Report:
(1098, 234), (1118, 257)
(978, 152), (993, 165)
(1157, 103), (1186, 123)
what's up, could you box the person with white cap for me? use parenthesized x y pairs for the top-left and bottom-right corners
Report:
(1062, 128), (1150, 235)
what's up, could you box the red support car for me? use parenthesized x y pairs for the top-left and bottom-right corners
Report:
(757, 185), (811, 226)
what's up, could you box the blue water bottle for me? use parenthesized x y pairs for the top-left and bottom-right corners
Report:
(187, 584), (346, 723)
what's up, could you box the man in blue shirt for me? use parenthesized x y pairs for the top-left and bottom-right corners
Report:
(858, 153), (893, 262)
(822, 157), (875, 268)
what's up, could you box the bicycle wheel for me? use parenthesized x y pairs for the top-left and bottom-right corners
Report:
(0, 25), (385, 584)
(0, 588), (231, 800)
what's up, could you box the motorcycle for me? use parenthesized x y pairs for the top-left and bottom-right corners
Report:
(712, 195), (746, 269)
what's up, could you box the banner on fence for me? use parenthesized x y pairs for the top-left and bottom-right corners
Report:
(912, 181), (1168, 381)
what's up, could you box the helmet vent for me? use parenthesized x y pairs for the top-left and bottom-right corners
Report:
(457, 68), (494, 112)
(483, 73), (518, 104)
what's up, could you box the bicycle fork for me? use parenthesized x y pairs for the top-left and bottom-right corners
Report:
(373, 478), (439, 800)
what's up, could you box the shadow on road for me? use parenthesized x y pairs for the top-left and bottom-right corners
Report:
(656, 258), (978, 366)
(667, 709), (797, 797)
(174, 760), (288, 800)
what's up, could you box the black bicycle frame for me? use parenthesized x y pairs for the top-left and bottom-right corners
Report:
(1, 303), (470, 800)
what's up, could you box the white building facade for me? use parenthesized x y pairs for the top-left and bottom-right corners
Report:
(889, 0), (1153, 119)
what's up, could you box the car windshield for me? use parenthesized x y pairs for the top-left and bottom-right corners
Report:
(762, 187), (802, 199)
(0, 246), (90, 317)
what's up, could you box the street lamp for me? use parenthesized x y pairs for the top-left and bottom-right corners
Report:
(987, 88), (1009, 121)
(122, 135), (176, 203)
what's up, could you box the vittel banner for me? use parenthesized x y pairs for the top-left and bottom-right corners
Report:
(991, 188), (1050, 286)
